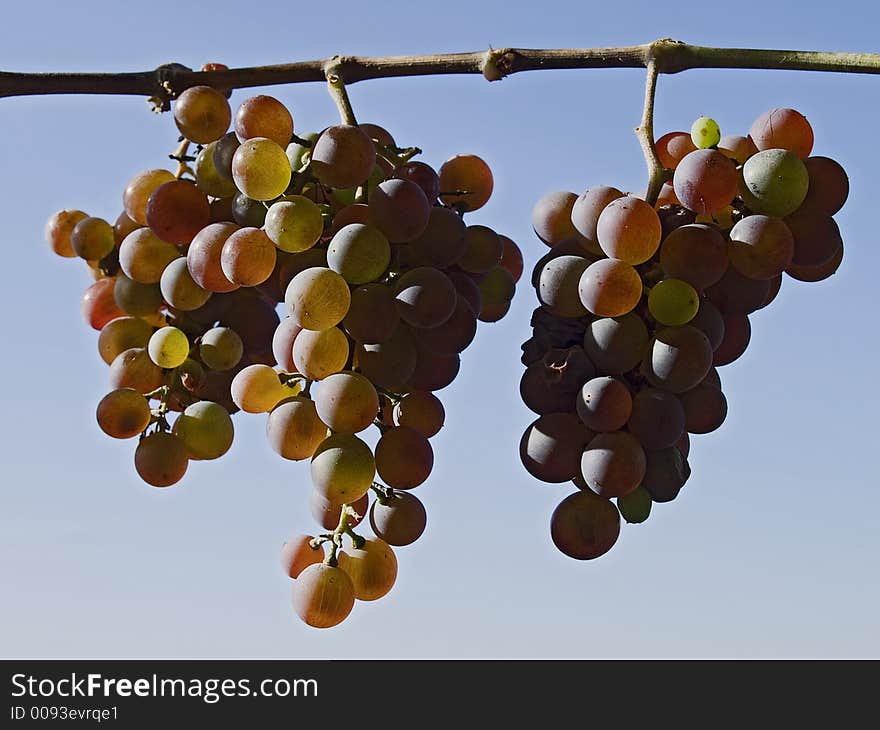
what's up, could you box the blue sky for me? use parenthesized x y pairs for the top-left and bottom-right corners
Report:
(1, 0), (878, 658)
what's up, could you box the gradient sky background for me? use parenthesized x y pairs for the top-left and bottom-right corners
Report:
(1, 0), (877, 658)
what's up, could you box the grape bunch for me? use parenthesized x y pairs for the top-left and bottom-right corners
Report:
(45, 73), (521, 628)
(521, 107), (847, 560)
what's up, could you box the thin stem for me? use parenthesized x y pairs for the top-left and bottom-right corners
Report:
(169, 138), (193, 179)
(635, 59), (666, 207)
(3, 41), (880, 100)
(324, 62), (357, 125)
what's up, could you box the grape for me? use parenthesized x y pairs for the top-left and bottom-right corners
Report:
(310, 491), (369, 531)
(655, 132), (697, 170)
(538, 255), (591, 318)
(728, 214), (794, 280)
(369, 492), (427, 547)
(266, 397), (328, 460)
(405, 346), (460, 392)
(784, 209), (843, 268)
(458, 225), (503, 274)
(446, 270), (482, 315)
(119, 228), (180, 284)
(286, 267), (351, 331)
(394, 391), (444, 437)
(499, 235), (524, 283)
(654, 182), (682, 207)
(570, 185), (624, 256)
(71, 217), (115, 261)
(46, 209), (88, 257)
(310, 433), (375, 503)
(617, 486), (652, 524)
(231, 193), (267, 227)
(124, 169), (176, 226)
(234, 95), (293, 147)
(532, 191), (579, 246)
(187, 222), (240, 293)
(680, 382), (728, 434)
(690, 116), (720, 149)
(438, 154), (493, 212)
(581, 431), (646, 498)
(413, 294), (477, 355)
(355, 326), (417, 389)
(270, 318), (301, 373)
(134, 431), (189, 488)
(194, 142), (237, 198)
(713, 314), (751, 366)
(393, 267), (456, 329)
(786, 242), (843, 282)
(108, 347), (165, 394)
(264, 196), (323, 253)
(392, 161), (440, 203)
(343, 283), (399, 344)
(331, 203), (371, 234)
(82, 278), (124, 330)
(520, 346), (595, 414)
(369, 179), (430, 242)
(219, 227), (277, 287)
(279, 535), (324, 579)
(673, 149), (738, 215)
(291, 563), (355, 629)
(327, 224), (391, 285)
(583, 313), (648, 375)
(519, 412), (594, 483)
(211, 131), (240, 180)
(578, 259), (642, 317)
(741, 149), (809, 217)
(641, 447), (691, 503)
(231, 137), (291, 201)
(550, 490), (621, 560)
(310, 125), (376, 189)
(114, 274), (163, 318)
(314, 371), (379, 434)
(648, 278), (699, 326)
(749, 107), (814, 159)
(358, 122), (394, 147)
(96, 388), (151, 439)
(659, 223), (729, 290)
(98, 316), (154, 365)
(199, 326), (244, 371)
(757, 274), (783, 311)
(626, 388), (686, 450)
(173, 85), (230, 144)
(148, 326), (190, 369)
(375, 426), (433, 490)
(145, 181), (210, 246)
(338, 538), (397, 601)
(480, 265), (517, 308)
(160, 258), (212, 311)
(643, 326), (713, 393)
(801, 156), (849, 215)
(705, 265), (771, 315)
(172, 400), (234, 460)
(175, 357), (206, 394)
(230, 364), (284, 413)
(478, 300), (511, 323)
(675, 432), (690, 458)
(717, 134), (758, 165)
(596, 196), (661, 264)
(575, 377), (632, 433)
(278, 249), (328, 295)
(406, 207), (466, 269)
(690, 298), (725, 351)
(292, 327), (349, 380)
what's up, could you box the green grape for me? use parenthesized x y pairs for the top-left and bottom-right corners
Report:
(310, 433), (375, 503)
(337, 539), (398, 601)
(617, 486), (652, 524)
(230, 364), (284, 413)
(264, 196), (323, 253)
(648, 279), (699, 326)
(108, 347), (165, 394)
(148, 326), (190, 369)
(199, 326), (243, 371)
(266, 397), (328, 461)
(194, 142), (238, 198)
(98, 316), (154, 365)
(285, 267), (351, 331)
(159, 258), (212, 312)
(123, 169), (176, 226)
(741, 149), (809, 217)
(96, 388), (152, 439)
(292, 327), (350, 380)
(231, 137), (292, 201)
(172, 400), (234, 460)
(119, 228), (181, 284)
(313, 371), (379, 434)
(114, 274), (163, 318)
(327, 224), (391, 284)
(71, 217), (115, 261)
(690, 116), (720, 149)
(291, 564), (355, 629)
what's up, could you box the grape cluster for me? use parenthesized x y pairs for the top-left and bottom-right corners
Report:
(46, 73), (521, 628)
(521, 107), (847, 560)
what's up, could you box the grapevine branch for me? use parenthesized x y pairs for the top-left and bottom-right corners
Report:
(2, 41), (879, 104)
(636, 59), (666, 207)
